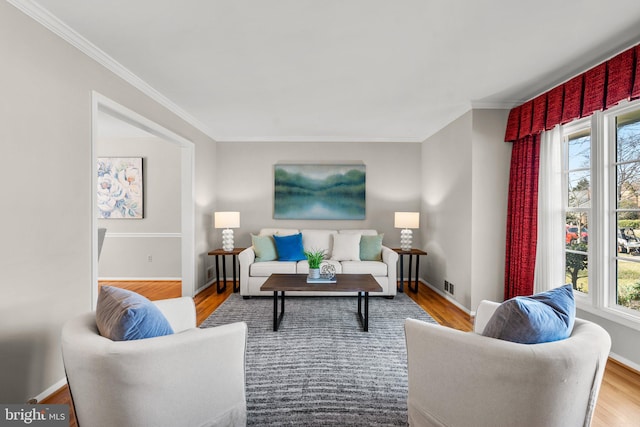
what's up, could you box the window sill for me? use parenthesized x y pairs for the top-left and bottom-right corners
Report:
(576, 300), (640, 332)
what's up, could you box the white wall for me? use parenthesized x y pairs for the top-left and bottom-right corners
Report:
(214, 142), (422, 252)
(420, 109), (510, 311)
(97, 135), (182, 279)
(0, 2), (216, 402)
(421, 111), (474, 308)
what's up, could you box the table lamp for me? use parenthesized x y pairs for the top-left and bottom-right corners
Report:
(214, 211), (240, 251)
(395, 212), (419, 251)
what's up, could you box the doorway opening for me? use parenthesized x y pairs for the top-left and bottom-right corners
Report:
(91, 92), (195, 308)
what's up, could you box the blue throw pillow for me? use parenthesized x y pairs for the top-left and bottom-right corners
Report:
(96, 286), (174, 341)
(482, 284), (575, 344)
(273, 232), (306, 261)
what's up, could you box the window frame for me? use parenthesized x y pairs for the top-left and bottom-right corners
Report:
(560, 99), (640, 331)
(562, 118), (593, 306)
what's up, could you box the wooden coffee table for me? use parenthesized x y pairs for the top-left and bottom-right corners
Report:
(260, 274), (383, 332)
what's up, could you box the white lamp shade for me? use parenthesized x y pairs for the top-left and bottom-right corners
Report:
(394, 212), (420, 229)
(214, 211), (240, 229)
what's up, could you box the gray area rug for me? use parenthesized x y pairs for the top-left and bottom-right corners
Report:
(200, 293), (437, 426)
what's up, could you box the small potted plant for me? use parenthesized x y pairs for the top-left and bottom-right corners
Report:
(304, 248), (326, 279)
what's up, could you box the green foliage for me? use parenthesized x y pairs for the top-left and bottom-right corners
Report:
(618, 219), (640, 229)
(566, 242), (588, 291)
(304, 248), (326, 269)
(618, 281), (640, 306)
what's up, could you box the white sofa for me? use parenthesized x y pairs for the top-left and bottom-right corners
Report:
(239, 228), (398, 297)
(404, 300), (611, 427)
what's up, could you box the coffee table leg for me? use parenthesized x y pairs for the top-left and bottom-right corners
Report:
(357, 292), (370, 332)
(364, 291), (369, 332)
(273, 291), (285, 331)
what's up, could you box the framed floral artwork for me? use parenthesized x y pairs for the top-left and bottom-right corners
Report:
(97, 157), (144, 219)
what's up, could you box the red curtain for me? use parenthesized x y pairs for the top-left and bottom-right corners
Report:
(504, 135), (540, 299)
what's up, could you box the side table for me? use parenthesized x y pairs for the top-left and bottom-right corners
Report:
(392, 248), (428, 293)
(207, 247), (246, 294)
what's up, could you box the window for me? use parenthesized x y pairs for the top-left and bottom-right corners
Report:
(563, 128), (591, 295)
(614, 109), (640, 312)
(561, 101), (640, 325)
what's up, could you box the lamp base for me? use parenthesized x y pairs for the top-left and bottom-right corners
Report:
(400, 229), (412, 251)
(222, 229), (234, 251)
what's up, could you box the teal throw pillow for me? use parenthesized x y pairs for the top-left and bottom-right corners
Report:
(482, 284), (575, 344)
(96, 286), (174, 341)
(360, 234), (384, 261)
(252, 234), (277, 261)
(273, 232), (306, 261)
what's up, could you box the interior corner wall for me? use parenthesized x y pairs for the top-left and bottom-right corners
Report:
(421, 111), (473, 309)
(420, 109), (511, 312)
(97, 136), (182, 279)
(0, 2), (216, 402)
(213, 141), (422, 251)
(470, 109), (511, 310)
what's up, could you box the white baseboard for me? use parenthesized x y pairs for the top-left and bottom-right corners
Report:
(609, 351), (640, 373)
(33, 377), (67, 403)
(418, 278), (472, 316)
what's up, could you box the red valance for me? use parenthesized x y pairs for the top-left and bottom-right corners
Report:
(561, 75), (583, 124)
(505, 42), (640, 142)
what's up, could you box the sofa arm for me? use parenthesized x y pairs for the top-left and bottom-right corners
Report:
(153, 297), (196, 333)
(238, 247), (255, 295)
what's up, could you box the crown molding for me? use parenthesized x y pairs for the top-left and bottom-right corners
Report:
(215, 135), (425, 143)
(8, 0), (214, 140)
(470, 100), (521, 110)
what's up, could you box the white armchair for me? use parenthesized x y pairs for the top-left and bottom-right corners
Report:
(62, 296), (248, 427)
(404, 300), (611, 427)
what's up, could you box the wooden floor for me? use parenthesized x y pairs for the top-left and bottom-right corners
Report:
(43, 280), (640, 426)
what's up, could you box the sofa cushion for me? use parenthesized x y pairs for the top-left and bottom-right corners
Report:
(301, 229), (336, 256)
(273, 233), (306, 261)
(339, 229), (378, 236)
(330, 233), (361, 261)
(360, 234), (384, 261)
(250, 261), (298, 276)
(259, 228), (299, 237)
(251, 234), (278, 261)
(296, 259), (343, 275)
(342, 260), (388, 276)
(482, 284), (576, 344)
(96, 286), (174, 341)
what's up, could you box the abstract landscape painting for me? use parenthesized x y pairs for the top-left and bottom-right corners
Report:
(274, 164), (365, 220)
(97, 157), (143, 219)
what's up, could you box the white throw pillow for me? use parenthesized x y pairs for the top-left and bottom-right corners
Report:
(330, 233), (361, 261)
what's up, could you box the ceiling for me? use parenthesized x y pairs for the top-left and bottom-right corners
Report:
(18, 0), (640, 142)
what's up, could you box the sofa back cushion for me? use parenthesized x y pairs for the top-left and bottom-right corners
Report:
(339, 229), (378, 236)
(301, 229), (337, 256)
(259, 228), (299, 237)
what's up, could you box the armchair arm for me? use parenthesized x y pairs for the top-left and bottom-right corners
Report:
(473, 299), (500, 334)
(153, 296), (196, 333)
